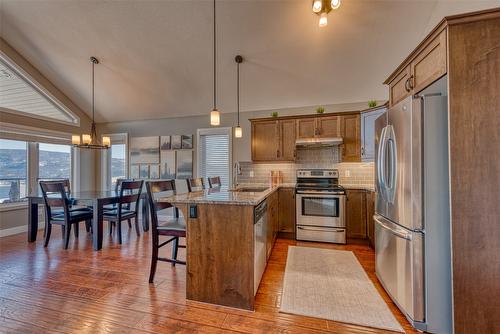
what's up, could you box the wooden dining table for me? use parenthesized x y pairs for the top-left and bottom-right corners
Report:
(27, 191), (150, 251)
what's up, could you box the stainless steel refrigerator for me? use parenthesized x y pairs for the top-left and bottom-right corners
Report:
(374, 83), (453, 333)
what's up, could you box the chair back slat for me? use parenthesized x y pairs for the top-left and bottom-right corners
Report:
(146, 180), (177, 231)
(208, 176), (221, 189)
(187, 178), (205, 192)
(117, 180), (143, 215)
(40, 181), (70, 220)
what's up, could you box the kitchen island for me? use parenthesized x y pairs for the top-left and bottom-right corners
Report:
(163, 186), (280, 310)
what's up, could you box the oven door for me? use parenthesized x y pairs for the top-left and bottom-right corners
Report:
(296, 193), (345, 228)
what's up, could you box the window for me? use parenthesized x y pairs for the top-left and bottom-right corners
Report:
(0, 57), (79, 125)
(197, 128), (232, 188)
(111, 143), (126, 187)
(0, 139), (28, 203)
(38, 143), (71, 181)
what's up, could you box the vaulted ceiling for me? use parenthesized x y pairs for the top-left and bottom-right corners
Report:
(0, 0), (499, 123)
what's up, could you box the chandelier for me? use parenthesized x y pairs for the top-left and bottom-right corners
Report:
(72, 57), (110, 149)
(312, 0), (341, 27)
(210, 0), (220, 126)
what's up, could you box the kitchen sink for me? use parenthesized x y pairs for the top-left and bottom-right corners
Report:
(232, 187), (269, 193)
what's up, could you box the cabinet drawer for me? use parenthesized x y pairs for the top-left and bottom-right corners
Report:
(296, 226), (346, 244)
(389, 66), (411, 106)
(411, 29), (447, 93)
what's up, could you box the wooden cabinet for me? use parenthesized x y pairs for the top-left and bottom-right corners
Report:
(411, 29), (447, 94)
(278, 188), (295, 233)
(366, 191), (375, 248)
(252, 120), (279, 161)
(279, 119), (296, 161)
(251, 112), (362, 162)
(317, 116), (340, 138)
(340, 114), (361, 162)
(296, 118), (316, 138)
(361, 106), (386, 161)
(252, 119), (296, 162)
(346, 189), (367, 239)
(387, 28), (447, 107)
(266, 190), (279, 259)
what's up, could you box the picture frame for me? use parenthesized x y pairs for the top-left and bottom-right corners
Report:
(176, 150), (193, 179)
(171, 135), (182, 149)
(139, 164), (150, 179)
(160, 135), (171, 150)
(160, 150), (176, 179)
(130, 136), (160, 164)
(181, 134), (193, 149)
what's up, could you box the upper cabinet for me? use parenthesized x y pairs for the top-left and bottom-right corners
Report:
(339, 114), (361, 162)
(251, 120), (279, 161)
(251, 112), (363, 163)
(251, 119), (296, 162)
(361, 106), (386, 161)
(386, 28), (447, 107)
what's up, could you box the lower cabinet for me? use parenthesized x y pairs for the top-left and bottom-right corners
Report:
(278, 188), (296, 233)
(266, 190), (279, 260)
(366, 191), (376, 248)
(346, 189), (367, 239)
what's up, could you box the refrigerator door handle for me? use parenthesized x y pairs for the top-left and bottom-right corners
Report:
(377, 126), (388, 199)
(385, 125), (397, 204)
(374, 215), (412, 241)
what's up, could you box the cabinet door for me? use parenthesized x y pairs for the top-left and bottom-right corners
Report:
(411, 29), (447, 93)
(317, 116), (340, 138)
(252, 120), (279, 161)
(266, 191), (278, 259)
(346, 189), (367, 239)
(340, 114), (361, 162)
(366, 191), (375, 248)
(278, 188), (296, 233)
(361, 107), (386, 161)
(279, 119), (296, 161)
(389, 66), (411, 107)
(296, 118), (316, 138)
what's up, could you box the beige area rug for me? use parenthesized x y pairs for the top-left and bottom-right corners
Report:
(280, 246), (404, 332)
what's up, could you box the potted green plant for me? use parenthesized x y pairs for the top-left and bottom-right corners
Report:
(271, 111), (279, 117)
(316, 106), (325, 114)
(368, 100), (377, 108)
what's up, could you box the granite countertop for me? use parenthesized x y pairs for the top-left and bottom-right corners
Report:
(165, 186), (280, 206)
(341, 184), (376, 192)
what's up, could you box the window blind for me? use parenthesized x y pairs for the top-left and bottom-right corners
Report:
(199, 133), (230, 188)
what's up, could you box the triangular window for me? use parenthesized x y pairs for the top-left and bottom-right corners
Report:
(0, 56), (79, 125)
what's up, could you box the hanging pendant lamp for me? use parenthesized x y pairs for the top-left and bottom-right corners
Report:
(210, 0), (220, 126)
(72, 57), (110, 149)
(234, 55), (243, 138)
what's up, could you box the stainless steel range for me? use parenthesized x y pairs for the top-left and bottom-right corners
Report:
(295, 169), (346, 244)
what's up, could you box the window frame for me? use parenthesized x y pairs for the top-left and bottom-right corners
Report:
(101, 133), (128, 190)
(0, 138), (28, 206)
(196, 127), (233, 188)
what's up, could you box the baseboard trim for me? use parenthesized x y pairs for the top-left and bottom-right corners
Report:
(0, 222), (45, 238)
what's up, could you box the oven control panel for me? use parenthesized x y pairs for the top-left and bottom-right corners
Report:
(297, 169), (339, 178)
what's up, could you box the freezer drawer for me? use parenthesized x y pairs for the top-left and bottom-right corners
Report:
(296, 225), (346, 244)
(375, 215), (424, 323)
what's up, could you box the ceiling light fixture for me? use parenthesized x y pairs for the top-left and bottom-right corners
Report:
(210, 0), (220, 126)
(234, 55), (243, 138)
(312, 0), (341, 27)
(72, 57), (110, 149)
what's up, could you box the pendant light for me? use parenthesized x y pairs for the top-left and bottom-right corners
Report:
(312, 0), (341, 27)
(210, 0), (220, 126)
(72, 57), (110, 149)
(234, 55), (243, 138)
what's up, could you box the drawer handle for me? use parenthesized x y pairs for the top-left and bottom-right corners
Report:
(408, 75), (414, 89)
(298, 226), (345, 233)
(404, 78), (411, 92)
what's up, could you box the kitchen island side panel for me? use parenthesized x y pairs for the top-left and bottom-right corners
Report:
(185, 204), (255, 310)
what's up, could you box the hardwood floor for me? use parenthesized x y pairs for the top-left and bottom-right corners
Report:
(0, 225), (417, 333)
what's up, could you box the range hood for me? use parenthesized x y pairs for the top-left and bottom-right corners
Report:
(295, 137), (343, 147)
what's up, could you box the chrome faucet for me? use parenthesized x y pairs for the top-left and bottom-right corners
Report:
(233, 162), (241, 187)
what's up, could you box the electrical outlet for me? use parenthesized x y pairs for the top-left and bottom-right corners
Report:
(249, 170), (254, 178)
(345, 170), (351, 177)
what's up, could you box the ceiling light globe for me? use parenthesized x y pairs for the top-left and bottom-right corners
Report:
(319, 13), (328, 27)
(331, 0), (341, 10)
(210, 109), (220, 126)
(312, 0), (322, 13)
(234, 126), (242, 138)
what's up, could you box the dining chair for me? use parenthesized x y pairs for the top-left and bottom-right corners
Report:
(103, 180), (144, 244)
(40, 181), (93, 249)
(146, 180), (186, 283)
(207, 176), (222, 189)
(186, 178), (205, 192)
(105, 178), (134, 233)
